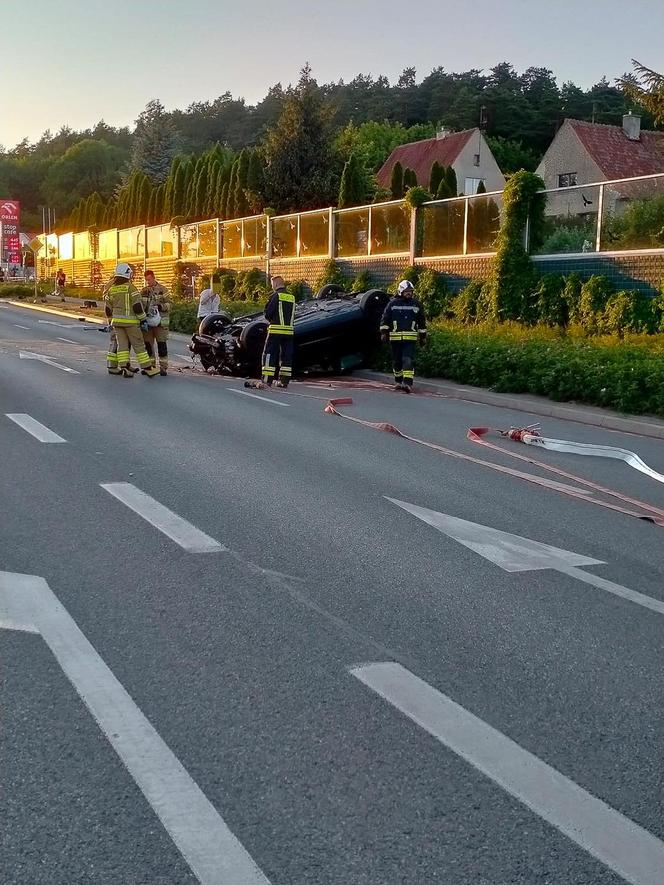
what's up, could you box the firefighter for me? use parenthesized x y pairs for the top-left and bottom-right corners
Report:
(140, 270), (171, 375)
(380, 279), (427, 392)
(104, 263), (159, 378)
(248, 275), (294, 389)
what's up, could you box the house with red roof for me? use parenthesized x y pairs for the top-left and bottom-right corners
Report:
(536, 115), (664, 216)
(376, 127), (505, 196)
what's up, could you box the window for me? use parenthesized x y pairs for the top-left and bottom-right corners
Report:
(473, 153), (480, 167)
(464, 177), (485, 195)
(558, 172), (578, 188)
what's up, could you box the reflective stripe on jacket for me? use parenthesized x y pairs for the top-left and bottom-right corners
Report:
(264, 288), (295, 336)
(380, 295), (427, 341)
(105, 283), (146, 326)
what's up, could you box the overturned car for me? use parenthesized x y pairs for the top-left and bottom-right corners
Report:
(188, 286), (390, 377)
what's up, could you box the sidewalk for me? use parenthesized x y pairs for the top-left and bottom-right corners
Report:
(357, 370), (664, 440)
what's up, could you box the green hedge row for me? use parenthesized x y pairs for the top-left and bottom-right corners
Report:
(169, 299), (268, 335)
(412, 322), (664, 416)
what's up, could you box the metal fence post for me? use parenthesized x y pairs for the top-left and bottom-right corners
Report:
(462, 198), (469, 255)
(328, 208), (335, 259)
(409, 206), (417, 264)
(595, 184), (604, 252)
(266, 214), (273, 278)
(523, 214), (530, 252)
(367, 206), (373, 257)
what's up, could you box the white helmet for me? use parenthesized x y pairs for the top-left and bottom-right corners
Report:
(114, 262), (133, 280)
(398, 279), (414, 295)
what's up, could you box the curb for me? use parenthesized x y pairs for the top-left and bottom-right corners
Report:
(357, 371), (664, 441)
(5, 300), (105, 324)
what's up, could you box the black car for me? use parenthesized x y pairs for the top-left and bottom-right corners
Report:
(188, 286), (390, 377)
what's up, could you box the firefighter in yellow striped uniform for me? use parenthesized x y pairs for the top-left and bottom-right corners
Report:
(380, 279), (427, 392)
(104, 263), (159, 378)
(255, 275), (295, 389)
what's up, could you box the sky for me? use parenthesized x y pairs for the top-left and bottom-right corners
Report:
(2, 0), (662, 148)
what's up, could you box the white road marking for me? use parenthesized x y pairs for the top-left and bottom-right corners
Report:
(0, 571), (270, 885)
(38, 319), (78, 328)
(19, 350), (79, 374)
(57, 336), (77, 344)
(100, 483), (225, 552)
(388, 498), (664, 616)
(229, 389), (290, 407)
(351, 661), (664, 885)
(13, 323), (30, 329)
(5, 413), (66, 443)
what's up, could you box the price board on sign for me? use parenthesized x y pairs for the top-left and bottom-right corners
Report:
(0, 200), (21, 263)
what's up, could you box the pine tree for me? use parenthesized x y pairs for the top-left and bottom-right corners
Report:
(147, 188), (157, 226)
(154, 184), (165, 224)
(390, 161), (404, 199)
(205, 161), (221, 218)
(218, 182), (229, 220)
(246, 150), (265, 213)
(86, 192), (104, 227)
(476, 179), (487, 194)
(233, 148), (251, 217)
(130, 99), (180, 182)
(194, 161), (208, 219)
(403, 168), (418, 188)
(445, 165), (458, 196)
(137, 174), (152, 223)
(429, 161), (444, 195)
(338, 153), (365, 208)
(226, 160), (239, 219)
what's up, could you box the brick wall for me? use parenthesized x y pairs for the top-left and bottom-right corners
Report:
(533, 252), (664, 294)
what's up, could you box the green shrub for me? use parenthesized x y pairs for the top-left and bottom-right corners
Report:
(169, 300), (199, 334)
(538, 221), (595, 255)
(235, 268), (269, 301)
(350, 270), (374, 293)
(0, 283), (36, 300)
(484, 170), (545, 321)
(388, 264), (420, 294)
(451, 279), (485, 323)
(416, 267), (451, 319)
(532, 273), (567, 326)
(599, 290), (654, 337)
(415, 321), (664, 416)
(286, 279), (309, 301)
(316, 259), (348, 291)
(562, 273), (583, 322)
(602, 195), (664, 250)
(577, 274), (614, 333)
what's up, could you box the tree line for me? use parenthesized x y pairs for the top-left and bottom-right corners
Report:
(0, 60), (661, 234)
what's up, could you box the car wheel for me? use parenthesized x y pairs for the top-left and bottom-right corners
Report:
(315, 283), (346, 300)
(239, 318), (269, 361)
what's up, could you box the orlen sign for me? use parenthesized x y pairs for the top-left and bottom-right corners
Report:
(0, 199), (21, 264)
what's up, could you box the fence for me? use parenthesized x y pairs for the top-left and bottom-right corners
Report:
(34, 172), (664, 287)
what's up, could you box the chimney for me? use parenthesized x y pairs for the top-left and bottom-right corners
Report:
(622, 112), (641, 141)
(436, 127), (450, 140)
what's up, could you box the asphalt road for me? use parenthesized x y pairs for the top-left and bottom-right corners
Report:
(1, 300), (663, 885)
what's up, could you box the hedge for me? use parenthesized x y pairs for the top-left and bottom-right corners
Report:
(169, 298), (268, 335)
(412, 322), (664, 416)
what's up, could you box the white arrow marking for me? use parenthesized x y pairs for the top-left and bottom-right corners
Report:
(351, 662), (664, 885)
(0, 571), (270, 885)
(19, 350), (79, 374)
(387, 498), (664, 616)
(229, 389), (290, 407)
(13, 323), (30, 329)
(5, 413), (66, 443)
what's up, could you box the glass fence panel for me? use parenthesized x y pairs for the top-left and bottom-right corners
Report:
(420, 200), (465, 256)
(74, 232), (91, 260)
(147, 224), (177, 258)
(299, 211), (330, 257)
(222, 220), (242, 259)
(98, 230), (117, 260)
(370, 202), (410, 255)
(272, 216), (298, 258)
(118, 226), (145, 259)
(600, 176), (664, 251)
(198, 221), (218, 258)
(58, 232), (74, 261)
(466, 193), (503, 253)
(180, 224), (198, 260)
(335, 208), (369, 257)
(242, 217), (267, 258)
(536, 185), (600, 254)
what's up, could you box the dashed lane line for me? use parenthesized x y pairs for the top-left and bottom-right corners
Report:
(100, 482), (225, 552)
(5, 413), (66, 443)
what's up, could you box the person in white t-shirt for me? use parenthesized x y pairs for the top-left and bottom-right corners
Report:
(197, 287), (220, 321)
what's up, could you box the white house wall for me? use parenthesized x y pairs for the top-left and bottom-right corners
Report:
(536, 122), (604, 216)
(453, 132), (506, 195)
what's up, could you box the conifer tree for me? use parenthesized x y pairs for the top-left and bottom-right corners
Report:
(390, 161), (404, 199)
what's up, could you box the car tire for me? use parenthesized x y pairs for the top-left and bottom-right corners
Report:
(239, 318), (269, 360)
(359, 289), (390, 315)
(315, 283), (346, 300)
